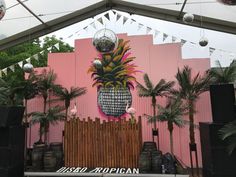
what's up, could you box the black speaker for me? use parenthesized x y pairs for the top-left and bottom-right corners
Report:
(210, 84), (235, 123)
(0, 147), (24, 168)
(200, 122), (236, 177)
(0, 126), (25, 147)
(0, 164), (24, 177)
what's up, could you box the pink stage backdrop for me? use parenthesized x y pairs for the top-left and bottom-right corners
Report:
(27, 34), (212, 167)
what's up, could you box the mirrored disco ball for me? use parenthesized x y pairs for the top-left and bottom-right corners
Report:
(199, 37), (208, 47)
(0, 0), (6, 20)
(92, 28), (118, 54)
(183, 13), (194, 23)
(23, 63), (34, 73)
(93, 59), (102, 69)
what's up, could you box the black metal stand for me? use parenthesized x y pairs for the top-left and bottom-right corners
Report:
(152, 128), (159, 150)
(189, 143), (199, 177)
(24, 122), (29, 170)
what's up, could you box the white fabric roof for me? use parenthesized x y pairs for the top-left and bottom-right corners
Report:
(0, 0), (236, 50)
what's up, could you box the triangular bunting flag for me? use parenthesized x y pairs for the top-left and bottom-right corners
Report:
(163, 33), (168, 42)
(111, 10), (116, 15)
(40, 50), (45, 55)
(154, 30), (160, 38)
(130, 19), (136, 24)
(33, 54), (39, 61)
(181, 39), (187, 47)
(116, 14), (121, 21)
(146, 27), (152, 34)
(123, 16), (128, 24)
(67, 34), (73, 38)
(18, 61), (23, 68)
(54, 43), (60, 50)
(9, 65), (15, 72)
(209, 47), (216, 56)
(2, 68), (7, 75)
(83, 26), (89, 32)
(97, 17), (103, 25)
(90, 22), (96, 29)
(138, 23), (144, 31)
(172, 36), (177, 43)
(104, 13), (110, 21)
(0, 70), (2, 78)
(26, 58), (31, 63)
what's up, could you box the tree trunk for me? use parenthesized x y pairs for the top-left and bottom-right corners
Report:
(168, 121), (174, 154)
(152, 96), (157, 130)
(189, 100), (195, 145)
(65, 108), (68, 121)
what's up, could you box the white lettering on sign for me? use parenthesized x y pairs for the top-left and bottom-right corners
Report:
(56, 167), (139, 174)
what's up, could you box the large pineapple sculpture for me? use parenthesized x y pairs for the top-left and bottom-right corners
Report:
(88, 39), (138, 117)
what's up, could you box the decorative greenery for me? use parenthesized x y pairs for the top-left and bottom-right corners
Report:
(208, 60), (236, 84)
(88, 39), (138, 89)
(136, 73), (175, 130)
(155, 97), (186, 154)
(53, 86), (87, 120)
(219, 120), (236, 155)
(175, 66), (211, 145)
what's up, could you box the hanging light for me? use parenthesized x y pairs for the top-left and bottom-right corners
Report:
(0, 0), (6, 20)
(92, 28), (118, 54)
(183, 13), (194, 23)
(218, 0), (236, 5)
(199, 36), (208, 47)
(23, 63), (34, 73)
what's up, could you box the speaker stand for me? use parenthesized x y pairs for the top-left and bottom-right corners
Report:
(189, 143), (199, 177)
(152, 128), (159, 149)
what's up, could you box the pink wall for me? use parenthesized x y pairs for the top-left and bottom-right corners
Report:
(28, 34), (212, 167)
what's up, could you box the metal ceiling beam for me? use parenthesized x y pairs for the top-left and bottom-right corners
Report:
(16, 0), (47, 26)
(1, 0), (236, 51)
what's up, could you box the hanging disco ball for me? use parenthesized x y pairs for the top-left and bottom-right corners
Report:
(23, 63), (34, 73)
(0, 0), (6, 20)
(93, 59), (102, 69)
(199, 37), (208, 47)
(218, 0), (236, 5)
(183, 13), (194, 23)
(92, 28), (118, 54)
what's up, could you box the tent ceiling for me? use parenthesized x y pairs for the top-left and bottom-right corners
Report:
(0, 0), (236, 51)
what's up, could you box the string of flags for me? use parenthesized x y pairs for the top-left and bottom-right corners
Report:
(0, 43), (60, 77)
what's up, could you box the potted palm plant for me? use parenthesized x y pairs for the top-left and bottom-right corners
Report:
(88, 39), (138, 117)
(0, 77), (25, 127)
(136, 73), (175, 140)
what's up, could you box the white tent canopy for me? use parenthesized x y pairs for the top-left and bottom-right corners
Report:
(0, 0), (236, 51)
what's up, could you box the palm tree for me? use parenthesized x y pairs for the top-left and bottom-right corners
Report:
(175, 66), (211, 146)
(136, 73), (175, 130)
(37, 69), (61, 143)
(54, 86), (87, 120)
(31, 106), (66, 144)
(219, 120), (236, 155)
(209, 60), (236, 84)
(155, 97), (186, 154)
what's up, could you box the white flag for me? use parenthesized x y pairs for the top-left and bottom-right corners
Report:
(83, 26), (89, 32)
(116, 14), (121, 21)
(123, 16), (128, 24)
(209, 47), (216, 56)
(181, 39), (187, 46)
(97, 17), (103, 25)
(130, 19), (136, 24)
(9, 65), (15, 72)
(18, 61), (23, 68)
(54, 43), (60, 50)
(26, 58), (31, 63)
(163, 33), (168, 42)
(146, 27), (152, 34)
(172, 36), (177, 43)
(0, 70), (2, 78)
(138, 23), (144, 31)
(154, 30), (160, 38)
(2, 68), (7, 75)
(33, 54), (39, 61)
(104, 13), (110, 21)
(90, 22), (96, 29)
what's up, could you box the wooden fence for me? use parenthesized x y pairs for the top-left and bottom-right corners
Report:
(64, 116), (142, 168)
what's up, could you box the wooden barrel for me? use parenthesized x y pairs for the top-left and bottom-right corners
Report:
(50, 142), (63, 169)
(142, 142), (157, 152)
(138, 151), (151, 173)
(32, 144), (46, 171)
(151, 150), (162, 173)
(43, 151), (56, 172)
